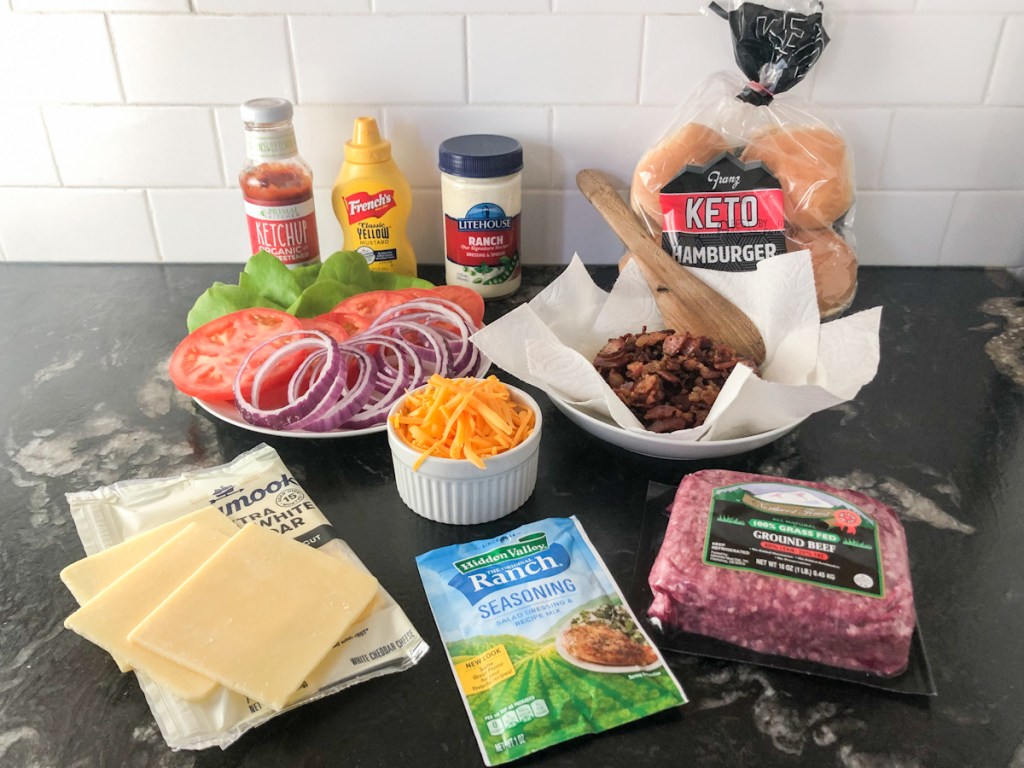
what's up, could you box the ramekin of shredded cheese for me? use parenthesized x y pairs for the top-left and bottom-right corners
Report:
(386, 375), (542, 525)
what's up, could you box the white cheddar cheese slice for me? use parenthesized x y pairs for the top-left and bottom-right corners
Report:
(64, 523), (231, 701)
(60, 506), (238, 604)
(129, 523), (380, 711)
(59, 506), (237, 673)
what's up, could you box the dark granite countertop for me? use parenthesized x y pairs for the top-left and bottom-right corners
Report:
(1, 262), (1023, 768)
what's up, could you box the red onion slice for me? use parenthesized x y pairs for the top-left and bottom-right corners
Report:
(228, 297), (488, 434)
(290, 346), (378, 431)
(234, 331), (339, 429)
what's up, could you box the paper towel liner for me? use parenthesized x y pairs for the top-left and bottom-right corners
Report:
(470, 251), (880, 442)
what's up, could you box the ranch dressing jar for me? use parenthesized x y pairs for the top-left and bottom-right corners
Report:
(438, 135), (523, 298)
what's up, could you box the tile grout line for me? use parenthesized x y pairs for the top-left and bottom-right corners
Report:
(102, 12), (128, 105)
(981, 14), (1009, 106)
(934, 191), (958, 267)
(636, 14), (648, 106)
(143, 188), (166, 264)
(39, 106), (64, 188)
(284, 14), (300, 105)
(209, 108), (228, 187)
(463, 14), (470, 105)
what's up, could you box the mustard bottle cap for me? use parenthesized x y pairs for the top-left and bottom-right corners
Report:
(345, 117), (392, 164)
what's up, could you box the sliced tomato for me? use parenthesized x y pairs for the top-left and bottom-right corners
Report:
(300, 315), (350, 344)
(431, 285), (485, 327)
(392, 288), (436, 301)
(331, 290), (410, 322)
(325, 310), (372, 337)
(169, 308), (303, 402)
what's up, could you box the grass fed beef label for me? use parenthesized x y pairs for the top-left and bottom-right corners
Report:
(704, 481), (883, 597)
(660, 152), (786, 272)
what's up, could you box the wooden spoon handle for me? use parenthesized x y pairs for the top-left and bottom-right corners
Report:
(576, 169), (766, 363)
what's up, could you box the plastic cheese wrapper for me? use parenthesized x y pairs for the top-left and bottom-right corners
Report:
(65, 443), (428, 751)
(416, 516), (686, 766)
(631, 0), (857, 319)
(471, 253), (880, 441)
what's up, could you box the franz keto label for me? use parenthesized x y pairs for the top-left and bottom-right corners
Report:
(416, 516), (686, 765)
(659, 152), (786, 271)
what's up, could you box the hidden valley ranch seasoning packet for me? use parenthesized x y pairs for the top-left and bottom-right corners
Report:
(416, 517), (686, 765)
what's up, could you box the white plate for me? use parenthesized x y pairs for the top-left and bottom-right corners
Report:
(548, 394), (804, 460)
(554, 627), (662, 675)
(194, 398), (388, 439)
(195, 355), (491, 439)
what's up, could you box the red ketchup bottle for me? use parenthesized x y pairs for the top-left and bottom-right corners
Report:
(239, 98), (320, 267)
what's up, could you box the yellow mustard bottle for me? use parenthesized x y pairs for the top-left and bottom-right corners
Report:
(332, 117), (417, 276)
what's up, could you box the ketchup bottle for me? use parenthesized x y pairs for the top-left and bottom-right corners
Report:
(239, 98), (320, 267)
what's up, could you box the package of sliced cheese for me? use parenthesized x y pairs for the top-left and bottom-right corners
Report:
(64, 443), (428, 751)
(630, 0), (857, 319)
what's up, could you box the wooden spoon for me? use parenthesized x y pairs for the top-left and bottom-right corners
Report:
(576, 169), (766, 363)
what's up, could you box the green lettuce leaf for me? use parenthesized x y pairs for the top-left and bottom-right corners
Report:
(242, 250), (302, 308)
(184, 250), (435, 331)
(186, 282), (284, 332)
(286, 279), (363, 318)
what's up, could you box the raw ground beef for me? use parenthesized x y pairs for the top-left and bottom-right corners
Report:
(648, 470), (917, 677)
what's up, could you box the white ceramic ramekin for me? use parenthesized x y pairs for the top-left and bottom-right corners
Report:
(386, 384), (542, 525)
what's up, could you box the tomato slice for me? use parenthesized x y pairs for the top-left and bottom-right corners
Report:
(300, 315), (350, 344)
(325, 310), (372, 337)
(431, 285), (485, 327)
(169, 308), (303, 402)
(331, 290), (410, 322)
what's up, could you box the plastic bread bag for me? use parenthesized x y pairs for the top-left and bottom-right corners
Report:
(630, 0), (857, 319)
(63, 444), (429, 750)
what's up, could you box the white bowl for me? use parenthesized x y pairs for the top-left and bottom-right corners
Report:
(548, 393), (803, 460)
(387, 383), (542, 525)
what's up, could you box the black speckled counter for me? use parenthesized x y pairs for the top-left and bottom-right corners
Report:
(1, 263), (1023, 768)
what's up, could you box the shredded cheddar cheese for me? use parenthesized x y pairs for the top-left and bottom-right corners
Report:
(390, 375), (536, 470)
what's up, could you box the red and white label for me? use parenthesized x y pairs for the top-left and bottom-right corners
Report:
(244, 197), (319, 267)
(661, 189), (786, 235)
(443, 213), (520, 267)
(343, 190), (396, 224)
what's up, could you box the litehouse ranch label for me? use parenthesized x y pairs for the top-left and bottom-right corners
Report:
(659, 152), (786, 271)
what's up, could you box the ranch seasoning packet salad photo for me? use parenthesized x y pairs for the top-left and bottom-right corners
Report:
(416, 516), (686, 765)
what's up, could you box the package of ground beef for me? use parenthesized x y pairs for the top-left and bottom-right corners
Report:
(647, 470), (917, 678)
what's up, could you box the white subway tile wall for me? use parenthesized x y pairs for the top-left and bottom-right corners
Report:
(0, 3), (1021, 269)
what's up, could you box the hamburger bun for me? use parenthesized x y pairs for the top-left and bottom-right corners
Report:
(631, 123), (731, 234)
(741, 126), (853, 229)
(786, 227), (858, 318)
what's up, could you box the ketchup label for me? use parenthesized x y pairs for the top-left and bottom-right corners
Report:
(660, 152), (786, 272)
(343, 190), (397, 224)
(444, 203), (520, 269)
(244, 197), (319, 267)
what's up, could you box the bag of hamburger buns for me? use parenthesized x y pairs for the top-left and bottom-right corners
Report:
(631, 0), (857, 318)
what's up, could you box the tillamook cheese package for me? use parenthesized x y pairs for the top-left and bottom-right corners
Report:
(65, 443), (428, 750)
(416, 517), (686, 765)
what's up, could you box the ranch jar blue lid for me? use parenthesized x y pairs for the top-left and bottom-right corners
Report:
(438, 134), (523, 179)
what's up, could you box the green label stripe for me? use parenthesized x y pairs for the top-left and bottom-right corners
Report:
(453, 533), (549, 574)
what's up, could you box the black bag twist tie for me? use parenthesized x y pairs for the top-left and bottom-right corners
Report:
(710, 1), (830, 106)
